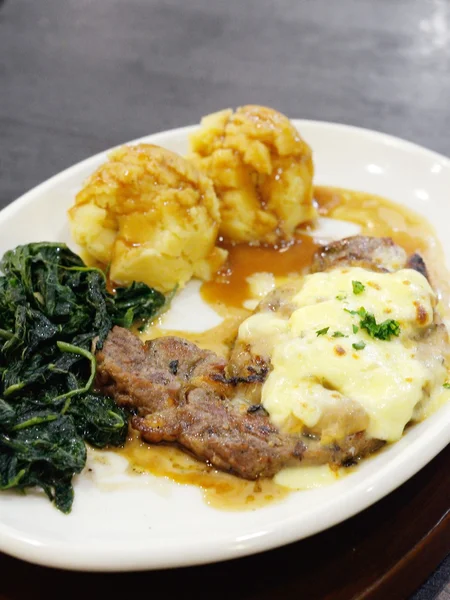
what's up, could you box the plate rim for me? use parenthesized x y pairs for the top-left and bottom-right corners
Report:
(0, 119), (449, 572)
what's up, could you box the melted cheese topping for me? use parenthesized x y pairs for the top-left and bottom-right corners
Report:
(243, 272), (277, 310)
(274, 464), (343, 490)
(237, 266), (448, 442)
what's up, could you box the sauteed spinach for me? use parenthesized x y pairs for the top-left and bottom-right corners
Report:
(0, 242), (165, 512)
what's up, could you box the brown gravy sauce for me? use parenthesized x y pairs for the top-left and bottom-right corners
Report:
(201, 234), (319, 309)
(119, 430), (289, 510)
(116, 185), (450, 509)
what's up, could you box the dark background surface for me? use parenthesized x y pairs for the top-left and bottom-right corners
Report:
(0, 0), (449, 598)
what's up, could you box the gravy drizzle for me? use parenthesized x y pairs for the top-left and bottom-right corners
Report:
(119, 430), (289, 510)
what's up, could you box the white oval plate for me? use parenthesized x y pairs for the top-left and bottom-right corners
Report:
(0, 121), (449, 572)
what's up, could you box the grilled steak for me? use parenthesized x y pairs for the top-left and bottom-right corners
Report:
(95, 236), (440, 479)
(96, 326), (383, 476)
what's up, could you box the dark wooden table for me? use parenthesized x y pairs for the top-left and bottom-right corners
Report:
(0, 0), (449, 598)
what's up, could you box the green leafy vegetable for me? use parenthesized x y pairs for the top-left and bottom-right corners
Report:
(112, 282), (166, 329)
(332, 331), (346, 338)
(443, 383), (450, 389)
(352, 341), (366, 350)
(316, 327), (329, 336)
(336, 294), (346, 301)
(352, 280), (365, 295)
(352, 324), (359, 334)
(0, 242), (165, 512)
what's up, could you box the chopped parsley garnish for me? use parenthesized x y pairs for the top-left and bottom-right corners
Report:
(444, 382), (450, 389)
(352, 324), (359, 334)
(344, 307), (365, 317)
(352, 340), (366, 350)
(316, 327), (329, 336)
(359, 308), (400, 340)
(332, 331), (346, 338)
(345, 307), (400, 341)
(336, 293), (346, 301)
(352, 280), (365, 295)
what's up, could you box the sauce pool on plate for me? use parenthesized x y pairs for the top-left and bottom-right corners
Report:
(118, 430), (290, 510)
(201, 234), (319, 309)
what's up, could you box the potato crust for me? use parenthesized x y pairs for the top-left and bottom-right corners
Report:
(68, 144), (226, 292)
(189, 105), (316, 243)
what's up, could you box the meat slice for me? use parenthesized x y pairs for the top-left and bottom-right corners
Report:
(311, 235), (408, 273)
(312, 235), (431, 280)
(96, 328), (228, 414)
(132, 388), (305, 479)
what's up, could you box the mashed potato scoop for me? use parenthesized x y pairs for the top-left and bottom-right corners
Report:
(189, 105), (316, 243)
(69, 144), (226, 292)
